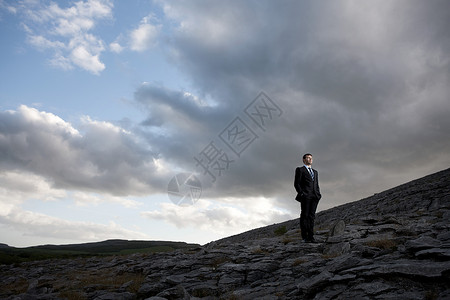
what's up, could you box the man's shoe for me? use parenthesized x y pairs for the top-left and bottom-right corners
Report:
(307, 238), (317, 243)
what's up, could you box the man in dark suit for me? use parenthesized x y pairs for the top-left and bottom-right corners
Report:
(294, 153), (322, 243)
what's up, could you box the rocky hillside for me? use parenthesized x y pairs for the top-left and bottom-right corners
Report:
(1, 168), (449, 299)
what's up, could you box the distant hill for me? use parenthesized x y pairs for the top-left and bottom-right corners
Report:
(29, 239), (200, 253)
(0, 239), (200, 264)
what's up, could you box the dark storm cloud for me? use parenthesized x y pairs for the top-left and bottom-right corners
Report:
(133, 83), (235, 170)
(135, 83), (230, 129)
(146, 0), (450, 208)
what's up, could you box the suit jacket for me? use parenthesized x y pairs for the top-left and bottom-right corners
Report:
(294, 166), (321, 202)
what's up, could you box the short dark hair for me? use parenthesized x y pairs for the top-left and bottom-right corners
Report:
(303, 153), (312, 160)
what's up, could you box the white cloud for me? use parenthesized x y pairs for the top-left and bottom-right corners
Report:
(129, 15), (160, 52)
(72, 191), (142, 208)
(0, 171), (66, 206)
(141, 197), (294, 237)
(27, 35), (66, 50)
(70, 45), (105, 74)
(109, 41), (123, 53)
(12, 0), (113, 74)
(0, 206), (147, 242)
(49, 53), (74, 70)
(0, 0), (16, 15)
(43, 0), (112, 35)
(0, 105), (167, 196)
(0, 168), (145, 245)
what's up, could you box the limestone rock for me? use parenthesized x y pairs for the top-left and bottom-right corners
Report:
(329, 220), (346, 237)
(324, 241), (350, 257)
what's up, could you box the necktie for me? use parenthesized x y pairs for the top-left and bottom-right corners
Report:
(309, 168), (314, 180)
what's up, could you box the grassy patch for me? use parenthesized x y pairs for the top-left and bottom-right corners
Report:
(321, 253), (341, 259)
(113, 246), (174, 255)
(282, 236), (297, 244)
(251, 247), (271, 255)
(292, 258), (306, 266)
(0, 277), (28, 297)
(210, 256), (231, 270)
(425, 289), (439, 300)
(274, 225), (287, 236)
(53, 271), (146, 299)
(366, 239), (397, 250)
(0, 248), (94, 265)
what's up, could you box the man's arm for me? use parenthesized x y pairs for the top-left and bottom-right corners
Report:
(315, 170), (322, 200)
(294, 167), (303, 195)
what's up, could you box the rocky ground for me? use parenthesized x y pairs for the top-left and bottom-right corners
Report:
(1, 168), (449, 299)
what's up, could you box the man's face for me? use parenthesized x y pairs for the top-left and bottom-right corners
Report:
(303, 155), (313, 165)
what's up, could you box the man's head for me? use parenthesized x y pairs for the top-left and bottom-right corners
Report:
(303, 153), (313, 166)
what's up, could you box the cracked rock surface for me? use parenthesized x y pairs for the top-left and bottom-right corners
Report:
(1, 168), (449, 299)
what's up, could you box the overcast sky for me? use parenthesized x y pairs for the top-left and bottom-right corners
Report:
(1, 0), (449, 247)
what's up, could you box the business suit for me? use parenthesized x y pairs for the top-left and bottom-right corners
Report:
(294, 165), (321, 242)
